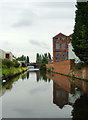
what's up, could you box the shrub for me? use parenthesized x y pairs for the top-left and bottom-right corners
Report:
(74, 62), (83, 70)
(13, 60), (20, 68)
(21, 62), (26, 67)
(2, 59), (14, 68)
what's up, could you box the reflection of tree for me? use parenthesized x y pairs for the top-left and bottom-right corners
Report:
(21, 74), (27, 80)
(27, 71), (29, 79)
(2, 75), (20, 90)
(1, 72), (29, 96)
(72, 94), (88, 120)
(36, 71), (51, 82)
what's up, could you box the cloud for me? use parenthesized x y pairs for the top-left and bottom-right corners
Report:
(11, 2), (75, 27)
(29, 40), (49, 49)
(12, 20), (32, 27)
(36, 2), (75, 9)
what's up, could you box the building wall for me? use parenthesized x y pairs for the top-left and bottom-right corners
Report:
(46, 59), (74, 75)
(68, 43), (80, 63)
(0, 49), (13, 61)
(0, 49), (6, 59)
(53, 33), (72, 62)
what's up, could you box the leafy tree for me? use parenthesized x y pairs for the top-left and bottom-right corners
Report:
(36, 53), (40, 63)
(27, 56), (29, 64)
(40, 57), (48, 71)
(16, 55), (26, 61)
(48, 52), (51, 60)
(72, 2), (88, 64)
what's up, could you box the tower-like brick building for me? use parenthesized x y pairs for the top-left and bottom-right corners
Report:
(53, 33), (72, 62)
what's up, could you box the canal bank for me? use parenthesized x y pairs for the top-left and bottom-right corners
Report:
(46, 60), (88, 81)
(1, 67), (29, 81)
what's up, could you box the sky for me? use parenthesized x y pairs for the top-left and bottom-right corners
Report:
(0, 0), (76, 62)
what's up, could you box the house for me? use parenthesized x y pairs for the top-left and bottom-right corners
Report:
(0, 49), (6, 59)
(53, 33), (72, 62)
(0, 49), (14, 61)
(46, 32), (79, 75)
(5, 52), (13, 61)
(53, 33), (80, 63)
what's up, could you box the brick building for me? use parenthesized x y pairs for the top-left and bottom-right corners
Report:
(53, 33), (72, 62)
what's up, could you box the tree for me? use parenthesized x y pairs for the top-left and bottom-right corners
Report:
(27, 56), (29, 64)
(72, 2), (88, 64)
(16, 55), (26, 61)
(39, 57), (48, 71)
(48, 52), (51, 60)
(36, 53), (40, 63)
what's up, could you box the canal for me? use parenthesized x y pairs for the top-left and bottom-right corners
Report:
(0, 71), (88, 119)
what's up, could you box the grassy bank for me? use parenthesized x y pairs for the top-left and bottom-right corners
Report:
(0, 69), (2, 77)
(1, 67), (29, 80)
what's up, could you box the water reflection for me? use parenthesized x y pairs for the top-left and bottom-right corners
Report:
(53, 83), (70, 109)
(72, 93), (88, 120)
(45, 72), (88, 119)
(36, 71), (51, 82)
(0, 71), (30, 97)
(0, 71), (88, 119)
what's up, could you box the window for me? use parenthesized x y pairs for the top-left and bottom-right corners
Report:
(55, 37), (60, 41)
(56, 43), (60, 49)
(56, 91), (60, 98)
(62, 37), (66, 40)
(62, 52), (66, 61)
(70, 37), (72, 40)
(6, 53), (9, 59)
(62, 43), (65, 49)
(62, 91), (66, 98)
(56, 52), (60, 62)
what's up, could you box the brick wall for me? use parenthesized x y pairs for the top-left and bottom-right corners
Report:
(46, 59), (74, 75)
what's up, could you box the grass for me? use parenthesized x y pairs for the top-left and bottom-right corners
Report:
(0, 69), (2, 77)
(2, 67), (29, 78)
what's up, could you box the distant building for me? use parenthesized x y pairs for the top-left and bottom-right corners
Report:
(0, 49), (14, 61)
(5, 52), (13, 61)
(53, 33), (72, 62)
(53, 33), (80, 63)
(0, 49), (6, 59)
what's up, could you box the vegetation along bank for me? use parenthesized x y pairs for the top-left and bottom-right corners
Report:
(0, 59), (29, 80)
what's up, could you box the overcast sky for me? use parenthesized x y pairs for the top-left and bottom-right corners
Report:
(0, 0), (76, 62)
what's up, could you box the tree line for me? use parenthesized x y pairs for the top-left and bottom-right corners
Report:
(72, 1), (88, 64)
(36, 53), (51, 63)
(36, 52), (52, 71)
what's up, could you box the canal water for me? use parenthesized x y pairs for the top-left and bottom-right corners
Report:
(0, 71), (88, 119)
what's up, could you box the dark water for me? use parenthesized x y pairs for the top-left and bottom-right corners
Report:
(0, 71), (88, 119)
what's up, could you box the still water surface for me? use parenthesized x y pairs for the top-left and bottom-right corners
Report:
(1, 71), (88, 119)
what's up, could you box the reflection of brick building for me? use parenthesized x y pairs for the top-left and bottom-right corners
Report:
(53, 33), (72, 62)
(53, 82), (69, 109)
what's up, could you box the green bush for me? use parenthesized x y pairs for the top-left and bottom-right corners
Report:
(13, 60), (20, 68)
(2, 59), (14, 68)
(21, 62), (26, 67)
(74, 62), (83, 70)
